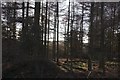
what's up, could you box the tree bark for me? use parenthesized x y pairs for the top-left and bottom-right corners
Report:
(53, 5), (57, 61)
(99, 2), (105, 75)
(88, 2), (94, 71)
(56, 2), (59, 63)
(44, 2), (48, 57)
(34, 2), (41, 57)
(66, 0), (70, 62)
(47, 3), (50, 59)
(12, 2), (16, 39)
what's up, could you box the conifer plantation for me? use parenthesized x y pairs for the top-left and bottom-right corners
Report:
(2, 0), (120, 78)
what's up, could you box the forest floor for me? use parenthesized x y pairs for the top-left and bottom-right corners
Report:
(2, 56), (119, 78)
(57, 58), (119, 78)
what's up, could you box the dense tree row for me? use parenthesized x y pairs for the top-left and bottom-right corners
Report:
(2, 1), (120, 77)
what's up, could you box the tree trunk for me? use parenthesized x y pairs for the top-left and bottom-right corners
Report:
(70, 2), (75, 72)
(44, 2), (48, 58)
(12, 2), (16, 39)
(56, 2), (59, 63)
(47, 3), (50, 59)
(88, 2), (94, 71)
(99, 2), (105, 76)
(22, 2), (25, 32)
(66, 0), (70, 62)
(79, 3), (84, 55)
(22, 2), (29, 54)
(34, 2), (41, 57)
(53, 6), (57, 61)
